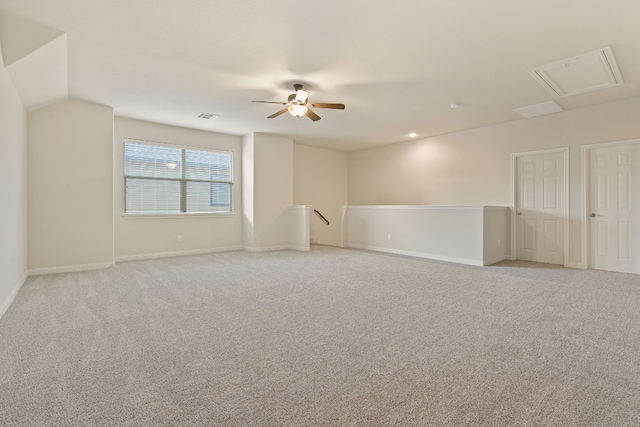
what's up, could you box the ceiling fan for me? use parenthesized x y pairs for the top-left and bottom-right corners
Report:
(252, 83), (345, 121)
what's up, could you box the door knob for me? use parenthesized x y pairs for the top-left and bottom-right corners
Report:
(517, 212), (523, 215)
(590, 213), (603, 217)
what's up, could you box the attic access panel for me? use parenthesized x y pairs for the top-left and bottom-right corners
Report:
(529, 46), (623, 97)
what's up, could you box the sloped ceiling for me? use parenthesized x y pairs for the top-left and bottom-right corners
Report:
(1, 0), (640, 150)
(0, 11), (68, 110)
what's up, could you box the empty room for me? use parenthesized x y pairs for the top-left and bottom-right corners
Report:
(1, 1), (640, 425)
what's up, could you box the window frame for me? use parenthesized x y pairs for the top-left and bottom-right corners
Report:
(122, 138), (235, 218)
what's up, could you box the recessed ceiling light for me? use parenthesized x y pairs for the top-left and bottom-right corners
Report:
(409, 133), (417, 138)
(450, 102), (460, 109)
(197, 112), (219, 120)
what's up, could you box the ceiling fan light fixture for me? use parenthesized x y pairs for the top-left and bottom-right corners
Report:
(288, 104), (308, 117)
(295, 89), (309, 103)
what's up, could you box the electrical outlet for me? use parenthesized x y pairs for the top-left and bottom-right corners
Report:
(177, 235), (182, 242)
(498, 239), (501, 246)
(387, 233), (392, 240)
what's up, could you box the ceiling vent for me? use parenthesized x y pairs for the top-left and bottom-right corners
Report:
(513, 100), (563, 118)
(197, 112), (219, 120)
(529, 46), (623, 97)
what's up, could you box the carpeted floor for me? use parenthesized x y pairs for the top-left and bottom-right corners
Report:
(1, 245), (639, 426)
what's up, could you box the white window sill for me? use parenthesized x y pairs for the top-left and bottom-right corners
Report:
(122, 212), (235, 219)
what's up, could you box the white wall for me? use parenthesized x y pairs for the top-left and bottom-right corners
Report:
(28, 99), (114, 273)
(243, 133), (294, 251)
(242, 133), (255, 248)
(343, 206), (508, 266)
(0, 49), (28, 317)
(288, 206), (311, 251)
(293, 144), (348, 246)
(348, 97), (640, 267)
(114, 117), (243, 260)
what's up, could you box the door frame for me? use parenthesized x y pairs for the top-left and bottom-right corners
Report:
(581, 138), (640, 270)
(510, 147), (569, 266)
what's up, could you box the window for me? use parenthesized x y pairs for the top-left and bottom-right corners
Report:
(124, 140), (233, 215)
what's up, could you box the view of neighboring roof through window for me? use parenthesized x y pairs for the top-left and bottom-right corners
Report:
(123, 140), (233, 215)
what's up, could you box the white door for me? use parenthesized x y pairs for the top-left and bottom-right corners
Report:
(589, 143), (640, 273)
(516, 152), (565, 264)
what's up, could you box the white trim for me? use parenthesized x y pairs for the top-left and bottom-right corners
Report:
(581, 138), (640, 271)
(509, 153), (516, 260)
(581, 144), (589, 270)
(0, 271), (28, 320)
(122, 212), (236, 219)
(580, 138), (640, 150)
(344, 205), (504, 211)
(243, 245), (306, 253)
(345, 243), (484, 267)
(114, 246), (243, 262)
(480, 206), (509, 211)
(29, 262), (115, 276)
(289, 245), (311, 252)
(563, 148), (570, 268)
(123, 137), (235, 156)
(510, 147), (570, 267)
(510, 147), (568, 157)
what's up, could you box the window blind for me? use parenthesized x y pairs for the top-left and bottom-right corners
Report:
(124, 140), (233, 215)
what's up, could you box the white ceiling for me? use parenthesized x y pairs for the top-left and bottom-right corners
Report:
(2, 0), (640, 151)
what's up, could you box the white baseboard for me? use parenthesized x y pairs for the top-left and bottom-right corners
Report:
(243, 245), (309, 253)
(114, 246), (243, 262)
(0, 271), (28, 320)
(244, 245), (289, 253)
(29, 262), (115, 276)
(345, 243), (485, 267)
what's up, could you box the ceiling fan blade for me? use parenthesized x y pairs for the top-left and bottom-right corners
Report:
(253, 101), (287, 105)
(306, 108), (321, 121)
(267, 108), (288, 119)
(311, 103), (345, 110)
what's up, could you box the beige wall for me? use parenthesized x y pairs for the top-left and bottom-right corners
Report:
(0, 53), (28, 316)
(243, 133), (294, 250)
(28, 99), (114, 273)
(114, 117), (243, 260)
(293, 144), (348, 246)
(348, 96), (640, 267)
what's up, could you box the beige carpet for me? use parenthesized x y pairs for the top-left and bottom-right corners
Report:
(1, 246), (639, 426)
